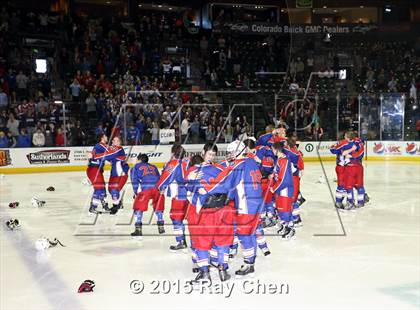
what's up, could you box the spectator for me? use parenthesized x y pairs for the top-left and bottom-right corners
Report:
(32, 128), (45, 147)
(16, 128), (31, 147)
(16, 71), (28, 99)
(85, 93), (97, 119)
(127, 124), (140, 145)
(6, 113), (19, 138)
(417, 118), (420, 140)
(190, 115), (200, 144)
(180, 116), (190, 143)
(224, 124), (233, 143)
(6, 132), (16, 147)
(149, 121), (160, 145)
(205, 124), (216, 142)
(95, 123), (105, 137)
(0, 131), (9, 148)
(0, 87), (7, 109)
(55, 127), (65, 146)
(44, 124), (55, 147)
(409, 80), (417, 101)
(69, 78), (81, 102)
(388, 77), (398, 92)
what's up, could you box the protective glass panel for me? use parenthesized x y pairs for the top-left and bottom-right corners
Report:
(381, 93), (404, 141)
(359, 93), (380, 140)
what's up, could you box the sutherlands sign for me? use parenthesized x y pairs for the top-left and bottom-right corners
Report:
(26, 150), (71, 164)
(214, 22), (378, 35)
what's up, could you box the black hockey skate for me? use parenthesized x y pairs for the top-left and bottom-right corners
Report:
(192, 265), (200, 273)
(189, 269), (211, 286)
(130, 224), (142, 237)
(280, 226), (295, 240)
(293, 215), (303, 227)
(169, 240), (187, 252)
(109, 202), (121, 215)
(157, 221), (165, 234)
(102, 201), (110, 212)
(218, 265), (231, 282)
(335, 202), (345, 209)
(364, 193), (370, 204)
(262, 248), (271, 256)
(235, 263), (255, 277)
(344, 202), (356, 211)
(297, 196), (306, 206)
(263, 216), (277, 228)
(277, 222), (287, 235)
(89, 206), (100, 214)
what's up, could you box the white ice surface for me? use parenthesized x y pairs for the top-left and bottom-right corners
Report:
(0, 161), (419, 310)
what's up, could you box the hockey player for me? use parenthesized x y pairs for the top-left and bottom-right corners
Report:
(107, 136), (129, 214)
(344, 134), (368, 208)
(254, 139), (278, 227)
(185, 143), (235, 284)
(256, 127), (287, 147)
(243, 138), (271, 255)
(329, 131), (354, 208)
(86, 134), (121, 214)
(157, 143), (190, 251)
(130, 153), (165, 236)
(200, 140), (264, 277)
(270, 141), (296, 239)
(286, 135), (304, 226)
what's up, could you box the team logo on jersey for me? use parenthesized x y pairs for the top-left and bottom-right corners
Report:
(0, 150), (11, 166)
(406, 143), (418, 155)
(373, 143), (385, 154)
(26, 150), (70, 164)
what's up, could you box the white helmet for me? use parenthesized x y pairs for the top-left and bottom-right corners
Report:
(227, 140), (246, 158)
(35, 238), (50, 251)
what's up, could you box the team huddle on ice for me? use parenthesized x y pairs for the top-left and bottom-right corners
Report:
(84, 127), (367, 284)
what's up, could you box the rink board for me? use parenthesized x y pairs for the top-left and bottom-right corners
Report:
(0, 141), (419, 174)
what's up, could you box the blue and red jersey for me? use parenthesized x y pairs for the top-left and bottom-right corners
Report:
(255, 145), (276, 177)
(185, 163), (225, 212)
(201, 157), (263, 215)
(157, 158), (189, 200)
(109, 146), (129, 177)
(271, 156), (294, 195)
(284, 145), (303, 177)
(330, 139), (353, 166)
(130, 162), (161, 194)
(256, 132), (286, 147)
(88, 142), (121, 169)
(350, 138), (365, 162)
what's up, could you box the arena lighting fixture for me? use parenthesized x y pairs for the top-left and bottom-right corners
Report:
(323, 6), (327, 8)
(360, 5), (364, 8)
(35, 59), (47, 73)
(54, 100), (63, 104)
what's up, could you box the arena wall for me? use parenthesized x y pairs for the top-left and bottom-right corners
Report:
(0, 141), (419, 174)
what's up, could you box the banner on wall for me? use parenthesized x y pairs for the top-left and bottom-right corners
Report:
(0, 141), (418, 172)
(369, 141), (420, 157)
(213, 22), (378, 35)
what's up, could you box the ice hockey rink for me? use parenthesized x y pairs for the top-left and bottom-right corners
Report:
(0, 161), (419, 310)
